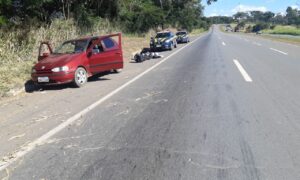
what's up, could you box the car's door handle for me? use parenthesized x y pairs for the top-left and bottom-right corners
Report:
(115, 52), (121, 55)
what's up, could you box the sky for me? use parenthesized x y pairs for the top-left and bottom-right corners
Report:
(203, 0), (300, 17)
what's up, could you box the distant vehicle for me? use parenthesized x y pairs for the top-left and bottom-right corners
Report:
(225, 24), (233, 32)
(256, 31), (262, 35)
(150, 31), (177, 51)
(176, 31), (190, 43)
(31, 33), (123, 87)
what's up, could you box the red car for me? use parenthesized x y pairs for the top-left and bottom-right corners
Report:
(31, 33), (123, 87)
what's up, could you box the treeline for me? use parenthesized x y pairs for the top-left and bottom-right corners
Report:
(233, 7), (300, 26)
(209, 6), (300, 32)
(0, 0), (217, 33)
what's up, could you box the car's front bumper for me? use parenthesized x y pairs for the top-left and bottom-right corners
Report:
(31, 71), (75, 85)
(150, 43), (171, 50)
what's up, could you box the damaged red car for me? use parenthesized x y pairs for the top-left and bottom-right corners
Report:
(31, 33), (123, 87)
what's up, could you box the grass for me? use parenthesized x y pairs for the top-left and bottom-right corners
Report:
(262, 25), (300, 36)
(190, 28), (206, 35)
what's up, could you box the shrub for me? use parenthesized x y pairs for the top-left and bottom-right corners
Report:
(245, 25), (252, 33)
(252, 23), (269, 32)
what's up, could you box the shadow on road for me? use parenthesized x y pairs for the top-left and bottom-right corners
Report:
(24, 72), (111, 93)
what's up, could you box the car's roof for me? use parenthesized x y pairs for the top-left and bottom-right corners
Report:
(69, 33), (122, 42)
(176, 31), (187, 33)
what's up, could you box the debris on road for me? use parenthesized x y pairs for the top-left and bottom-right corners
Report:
(8, 134), (26, 141)
(132, 48), (163, 63)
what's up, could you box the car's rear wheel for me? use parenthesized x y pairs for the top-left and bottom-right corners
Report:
(73, 67), (87, 87)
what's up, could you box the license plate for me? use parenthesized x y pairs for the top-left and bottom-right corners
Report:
(156, 45), (161, 47)
(38, 77), (49, 83)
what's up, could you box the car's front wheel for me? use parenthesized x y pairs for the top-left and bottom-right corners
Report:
(73, 67), (87, 87)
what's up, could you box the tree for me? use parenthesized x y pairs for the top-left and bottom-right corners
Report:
(233, 12), (249, 21)
(286, 6), (299, 25)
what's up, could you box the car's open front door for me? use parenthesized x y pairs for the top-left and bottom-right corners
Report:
(38, 41), (53, 61)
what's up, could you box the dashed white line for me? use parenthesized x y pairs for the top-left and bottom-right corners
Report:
(0, 35), (205, 171)
(270, 48), (288, 55)
(233, 59), (253, 82)
(222, 42), (226, 46)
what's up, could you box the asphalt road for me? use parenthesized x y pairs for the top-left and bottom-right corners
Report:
(1, 25), (300, 180)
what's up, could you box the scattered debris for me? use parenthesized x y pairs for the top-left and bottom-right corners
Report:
(154, 99), (168, 104)
(116, 108), (131, 117)
(135, 91), (162, 102)
(8, 133), (26, 141)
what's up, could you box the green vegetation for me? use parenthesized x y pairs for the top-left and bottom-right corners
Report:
(262, 25), (300, 36)
(0, 0), (216, 33)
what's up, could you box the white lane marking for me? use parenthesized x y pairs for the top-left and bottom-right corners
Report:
(222, 42), (226, 46)
(0, 35), (205, 171)
(270, 48), (288, 55)
(233, 59), (253, 82)
(244, 39), (249, 42)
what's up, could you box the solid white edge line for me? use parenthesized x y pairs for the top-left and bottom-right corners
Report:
(233, 59), (253, 82)
(270, 48), (288, 55)
(0, 34), (205, 171)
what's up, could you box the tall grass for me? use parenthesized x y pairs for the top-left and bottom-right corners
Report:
(0, 18), (119, 97)
(263, 25), (300, 36)
(190, 28), (206, 35)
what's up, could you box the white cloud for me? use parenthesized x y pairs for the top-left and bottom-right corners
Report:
(232, 5), (268, 13)
(208, 13), (219, 17)
(291, 5), (299, 10)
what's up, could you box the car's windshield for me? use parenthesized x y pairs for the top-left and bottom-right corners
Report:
(176, 32), (187, 35)
(156, 33), (170, 38)
(54, 39), (89, 54)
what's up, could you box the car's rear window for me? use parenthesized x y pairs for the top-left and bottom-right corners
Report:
(103, 38), (116, 49)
